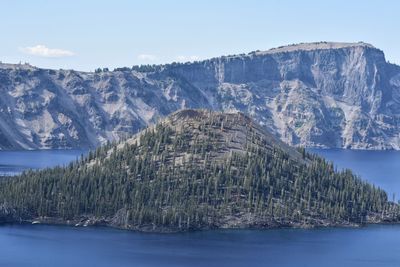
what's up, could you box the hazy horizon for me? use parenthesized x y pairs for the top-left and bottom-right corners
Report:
(1, 0), (399, 71)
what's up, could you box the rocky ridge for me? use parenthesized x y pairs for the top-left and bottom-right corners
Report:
(1, 42), (400, 149)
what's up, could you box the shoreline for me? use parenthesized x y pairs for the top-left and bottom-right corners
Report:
(1, 217), (398, 234)
(1, 221), (400, 234)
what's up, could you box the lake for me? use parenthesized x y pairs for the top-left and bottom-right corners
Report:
(1, 149), (400, 267)
(309, 149), (400, 200)
(1, 224), (400, 267)
(0, 149), (86, 176)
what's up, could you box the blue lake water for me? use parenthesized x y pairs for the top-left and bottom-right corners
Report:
(310, 149), (400, 199)
(0, 149), (400, 267)
(0, 149), (86, 176)
(1, 224), (400, 267)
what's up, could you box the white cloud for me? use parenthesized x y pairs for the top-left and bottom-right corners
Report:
(176, 55), (200, 62)
(20, 45), (75, 58)
(137, 54), (157, 61)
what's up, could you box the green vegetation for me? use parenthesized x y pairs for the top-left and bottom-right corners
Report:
(0, 110), (398, 231)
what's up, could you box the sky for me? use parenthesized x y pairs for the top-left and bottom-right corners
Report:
(1, 0), (399, 71)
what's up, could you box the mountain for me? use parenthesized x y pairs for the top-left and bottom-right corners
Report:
(1, 42), (400, 150)
(0, 109), (398, 231)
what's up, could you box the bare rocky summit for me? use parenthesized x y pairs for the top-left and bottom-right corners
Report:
(258, 41), (374, 54)
(1, 41), (399, 149)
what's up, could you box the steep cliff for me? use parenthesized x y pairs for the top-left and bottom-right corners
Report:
(1, 42), (399, 149)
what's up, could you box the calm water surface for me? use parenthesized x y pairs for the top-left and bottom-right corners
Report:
(0, 149), (400, 267)
(0, 150), (86, 175)
(1, 224), (400, 267)
(310, 149), (400, 198)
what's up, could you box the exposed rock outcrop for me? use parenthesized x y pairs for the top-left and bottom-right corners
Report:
(1, 42), (399, 149)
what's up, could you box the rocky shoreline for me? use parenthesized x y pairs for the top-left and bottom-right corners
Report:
(1, 213), (398, 233)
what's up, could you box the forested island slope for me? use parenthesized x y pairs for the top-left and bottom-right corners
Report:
(0, 109), (398, 231)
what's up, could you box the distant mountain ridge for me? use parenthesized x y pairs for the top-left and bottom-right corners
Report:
(1, 41), (400, 149)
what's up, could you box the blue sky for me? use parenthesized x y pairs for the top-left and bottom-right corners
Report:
(1, 0), (399, 71)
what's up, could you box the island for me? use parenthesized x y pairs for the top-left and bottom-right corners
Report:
(0, 109), (398, 232)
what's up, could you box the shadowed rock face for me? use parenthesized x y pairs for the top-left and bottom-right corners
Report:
(1, 42), (400, 150)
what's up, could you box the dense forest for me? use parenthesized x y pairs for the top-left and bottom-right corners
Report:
(0, 109), (398, 231)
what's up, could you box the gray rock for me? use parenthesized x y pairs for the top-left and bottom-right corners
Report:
(0, 41), (399, 150)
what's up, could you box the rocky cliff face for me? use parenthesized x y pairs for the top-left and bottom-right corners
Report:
(1, 42), (399, 149)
